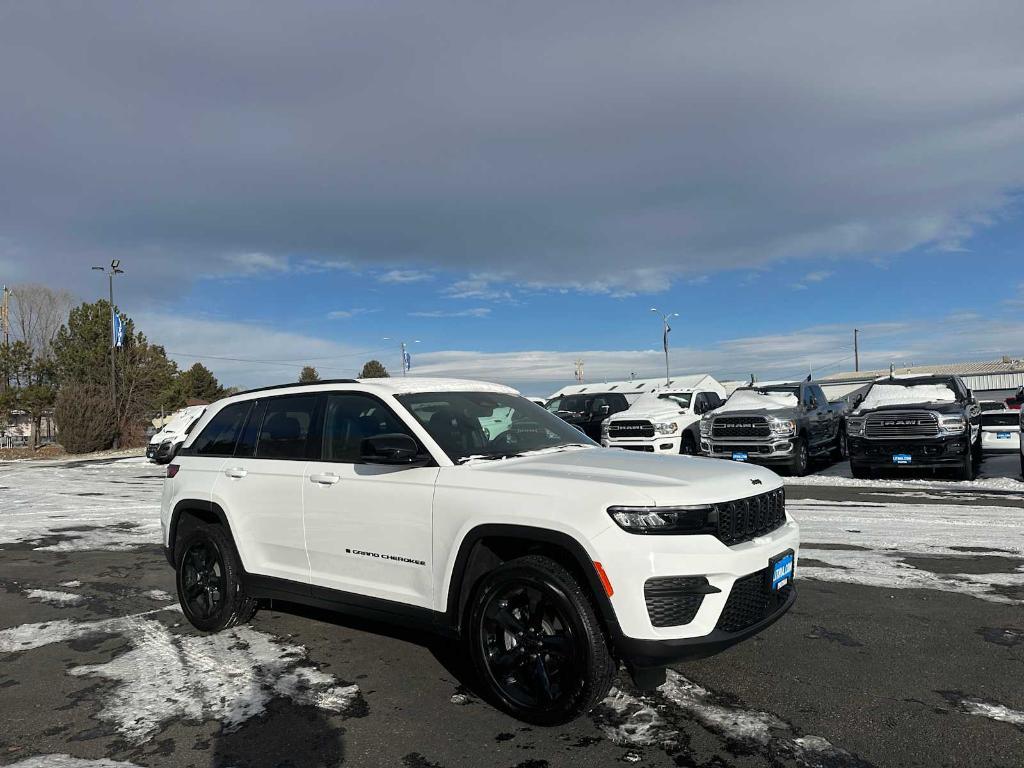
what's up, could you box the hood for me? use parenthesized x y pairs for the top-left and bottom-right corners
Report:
(855, 401), (963, 416)
(608, 405), (690, 423)
(466, 447), (780, 506)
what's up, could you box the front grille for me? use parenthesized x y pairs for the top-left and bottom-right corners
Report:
(982, 413), (1019, 427)
(864, 410), (939, 438)
(644, 577), (710, 627)
(714, 488), (786, 546)
(716, 568), (791, 632)
(608, 420), (655, 438)
(712, 416), (770, 438)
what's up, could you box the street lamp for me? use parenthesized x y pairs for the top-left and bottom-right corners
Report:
(93, 260), (125, 445)
(383, 338), (421, 377)
(650, 308), (678, 385)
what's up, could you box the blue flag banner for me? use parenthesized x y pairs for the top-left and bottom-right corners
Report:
(403, 350), (412, 372)
(112, 311), (125, 348)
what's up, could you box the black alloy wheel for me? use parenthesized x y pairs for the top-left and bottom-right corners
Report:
(468, 556), (615, 724)
(790, 438), (809, 477)
(180, 540), (226, 622)
(832, 428), (849, 461)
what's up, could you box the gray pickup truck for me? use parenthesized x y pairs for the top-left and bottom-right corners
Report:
(699, 381), (847, 476)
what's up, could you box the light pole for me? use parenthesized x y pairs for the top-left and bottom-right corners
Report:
(92, 260), (124, 445)
(383, 338), (420, 377)
(650, 308), (678, 385)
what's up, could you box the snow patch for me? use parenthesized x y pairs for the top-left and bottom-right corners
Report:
(658, 671), (785, 744)
(58, 580), (82, 588)
(0, 608), (362, 743)
(595, 687), (677, 747)
(24, 589), (88, 607)
(858, 383), (956, 411)
(716, 389), (798, 413)
(6, 756), (143, 768)
(955, 697), (1024, 727)
(143, 589), (173, 601)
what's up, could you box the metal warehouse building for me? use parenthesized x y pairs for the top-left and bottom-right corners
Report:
(819, 357), (1024, 404)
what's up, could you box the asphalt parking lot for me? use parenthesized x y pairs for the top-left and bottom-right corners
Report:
(1, 456), (1022, 768)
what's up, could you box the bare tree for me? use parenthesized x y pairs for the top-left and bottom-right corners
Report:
(10, 284), (75, 359)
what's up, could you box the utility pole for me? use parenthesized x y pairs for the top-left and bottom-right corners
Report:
(854, 328), (860, 372)
(1, 285), (9, 393)
(651, 308), (679, 386)
(383, 337), (419, 377)
(574, 359), (584, 383)
(92, 261), (124, 447)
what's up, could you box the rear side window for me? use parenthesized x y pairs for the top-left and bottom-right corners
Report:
(190, 402), (252, 457)
(234, 400), (267, 458)
(256, 395), (319, 460)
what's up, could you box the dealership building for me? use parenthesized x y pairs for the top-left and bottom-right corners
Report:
(819, 357), (1024, 404)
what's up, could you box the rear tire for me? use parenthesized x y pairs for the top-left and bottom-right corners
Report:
(175, 523), (257, 632)
(466, 555), (616, 725)
(830, 428), (848, 462)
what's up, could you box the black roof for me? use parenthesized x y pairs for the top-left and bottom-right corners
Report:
(235, 379), (358, 397)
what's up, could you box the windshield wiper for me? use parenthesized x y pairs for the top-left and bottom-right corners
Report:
(456, 443), (592, 465)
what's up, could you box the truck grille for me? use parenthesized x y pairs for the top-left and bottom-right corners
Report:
(716, 568), (791, 632)
(712, 416), (770, 438)
(864, 410), (939, 438)
(644, 576), (710, 627)
(608, 420), (655, 438)
(714, 488), (786, 546)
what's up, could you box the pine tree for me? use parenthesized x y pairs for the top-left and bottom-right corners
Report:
(359, 360), (389, 378)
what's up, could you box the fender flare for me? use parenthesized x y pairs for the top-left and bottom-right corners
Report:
(167, 499), (234, 564)
(444, 523), (621, 636)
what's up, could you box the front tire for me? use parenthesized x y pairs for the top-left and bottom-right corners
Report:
(680, 432), (698, 455)
(466, 555), (615, 725)
(788, 437), (810, 477)
(850, 461), (874, 480)
(175, 523), (257, 632)
(954, 448), (976, 481)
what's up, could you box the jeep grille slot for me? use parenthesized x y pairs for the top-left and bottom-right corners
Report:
(608, 420), (655, 438)
(716, 568), (792, 632)
(711, 416), (771, 438)
(864, 410), (939, 438)
(714, 488), (786, 546)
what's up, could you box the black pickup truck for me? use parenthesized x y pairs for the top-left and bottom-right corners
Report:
(544, 391), (632, 442)
(845, 375), (982, 480)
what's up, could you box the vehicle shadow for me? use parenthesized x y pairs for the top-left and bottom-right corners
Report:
(254, 599), (484, 698)
(210, 702), (345, 767)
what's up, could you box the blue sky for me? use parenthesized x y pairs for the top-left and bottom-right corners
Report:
(2, 2), (1022, 395)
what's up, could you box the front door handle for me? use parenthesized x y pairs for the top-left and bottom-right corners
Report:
(224, 467), (248, 479)
(309, 472), (340, 486)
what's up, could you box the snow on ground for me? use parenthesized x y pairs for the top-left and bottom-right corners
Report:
(7, 757), (143, 768)
(786, 453), (1024, 492)
(595, 671), (869, 766)
(0, 607), (363, 743)
(792, 498), (1024, 603)
(0, 458), (164, 551)
(24, 589), (88, 607)
(953, 698), (1024, 728)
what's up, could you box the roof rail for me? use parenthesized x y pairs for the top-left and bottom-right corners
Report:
(235, 379), (358, 396)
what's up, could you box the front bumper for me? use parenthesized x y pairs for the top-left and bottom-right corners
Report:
(700, 437), (796, 464)
(602, 436), (681, 454)
(146, 443), (159, 459)
(981, 430), (1020, 454)
(848, 434), (970, 467)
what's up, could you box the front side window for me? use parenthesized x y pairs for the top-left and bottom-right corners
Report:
(322, 393), (417, 462)
(190, 402), (252, 457)
(255, 395), (318, 460)
(399, 391), (596, 464)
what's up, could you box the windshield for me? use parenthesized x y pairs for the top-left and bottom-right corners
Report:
(860, 380), (958, 410)
(398, 391), (596, 463)
(754, 386), (799, 397)
(657, 392), (692, 408)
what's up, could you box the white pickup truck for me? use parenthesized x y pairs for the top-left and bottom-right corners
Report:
(601, 388), (725, 455)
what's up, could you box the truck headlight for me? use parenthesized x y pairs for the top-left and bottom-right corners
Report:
(939, 416), (966, 434)
(608, 504), (716, 535)
(699, 418), (712, 437)
(768, 418), (797, 437)
(846, 417), (865, 437)
(654, 421), (679, 435)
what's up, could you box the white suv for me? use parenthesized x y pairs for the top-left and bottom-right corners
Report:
(161, 378), (799, 724)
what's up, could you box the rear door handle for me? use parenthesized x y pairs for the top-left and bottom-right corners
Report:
(309, 472), (340, 486)
(224, 467), (248, 479)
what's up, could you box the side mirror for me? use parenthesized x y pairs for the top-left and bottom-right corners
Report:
(361, 433), (424, 465)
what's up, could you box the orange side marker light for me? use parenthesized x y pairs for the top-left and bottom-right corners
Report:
(593, 561), (614, 597)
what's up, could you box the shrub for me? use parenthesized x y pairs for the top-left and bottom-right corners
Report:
(54, 384), (118, 454)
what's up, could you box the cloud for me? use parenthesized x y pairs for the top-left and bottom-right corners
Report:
(326, 308), (377, 319)
(791, 270), (834, 290)
(443, 277), (515, 302)
(1, 1), (1022, 298)
(408, 308), (491, 318)
(378, 269), (434, 284)
(223, 253), (290, 275)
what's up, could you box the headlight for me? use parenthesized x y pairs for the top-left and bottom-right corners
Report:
(654, 421), (679, 435)
(608, 504), (717, 535)
(699, 418), (712, 436)
(939, 416), (966, 434)
(846, 417), (865, 437)
(768, 418), (797, 437)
